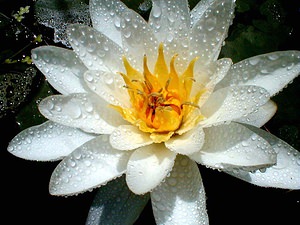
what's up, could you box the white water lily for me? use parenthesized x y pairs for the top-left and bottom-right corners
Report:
(7, 0), (300, 224)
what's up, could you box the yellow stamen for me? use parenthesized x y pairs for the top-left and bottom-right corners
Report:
(112, 44), (205, 142)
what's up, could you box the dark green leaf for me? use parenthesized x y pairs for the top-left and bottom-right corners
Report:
(86, 175), (150, 225)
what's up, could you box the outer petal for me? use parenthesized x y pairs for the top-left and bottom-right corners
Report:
(39, 93), (125, 134)
(200, 85), (270, 127)
(151, 156), (208, 225)
(234, 100), (277, 127)
(49, 135), (132, 195)
(226, 125), (300, 189)
(31, 46), (87, 95)
(89, 0), (128, 47)
(190, 0), (215, 26)
(67, 24), (124, 72)
(126, 144), (176, 194)
(86, 176), (149, 225)
(165, 125), (205, 155)
(190, 122), (277, 170)
(110, 125), (153, 151)
(190, 0), (235, 64)
(7, 121), (96, 161)
(84, 70), (130, 107)
(217, 51), (300, 96)
(149, 0), (191, 71)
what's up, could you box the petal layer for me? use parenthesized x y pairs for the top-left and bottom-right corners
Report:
(200, 85), (270, 127)
(110, 125), (153, 151)
(49, 135), (132, 195)
(217, 51), (300, 96)
(126, 144), (176, 194)
(190, 122), (277, 170)
(67, 24), (124, 72)
(31, 46), (87, 95)
(226, 125), (300, 189)
(39, 93), (125, 134)
(234, 100), (277, 127)
(89, 0), (127, 47)
(190, 0), (235, 64)
(151, 156), (209, 225)
(7, 121), (96, 161)
(165, 125), (205, 155)
(84, 70), (130, 107)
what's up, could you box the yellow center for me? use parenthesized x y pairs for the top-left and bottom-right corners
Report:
(111, 44), (205, 142)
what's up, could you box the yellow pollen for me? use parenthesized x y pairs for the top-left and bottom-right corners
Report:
(111, 43), (205, 142)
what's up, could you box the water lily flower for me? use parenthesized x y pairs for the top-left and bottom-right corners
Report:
(8, 0), (300, 224)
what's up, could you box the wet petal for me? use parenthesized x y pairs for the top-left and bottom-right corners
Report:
(7, 121), (96, 161)
(126, 144), (176, 194)
(190, 122), (277, 170)
(234, 100), (277, 127)
(84, 70), (130, 107)
(86, 175), (149, 225)
(39, 93), (125, 134)
(226, 125), (300, 189)
(110, 125), (153, 150)
(120, 7), (158, 70)
(190, 0), (235, 64)
(31, 46), (87, 95)
(89, 0), (128, 47)
(190, 0), (215, 26)
(151, 156), (208, 225)
(149, 0), (191, 71)
(200, 85), (270, 127)
(67, 24), (124, 72)
(165, 125), (205, 155)
(217, 51), (300, 96)
(49, 135), (132, 195)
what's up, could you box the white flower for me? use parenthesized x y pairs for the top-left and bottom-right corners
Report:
(8, 0), (300, 224)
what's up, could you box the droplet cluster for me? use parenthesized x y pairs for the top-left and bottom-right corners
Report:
(0, 67), (36, 118)
(151, 156), (208, 225)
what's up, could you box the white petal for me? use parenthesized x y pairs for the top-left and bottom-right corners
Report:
(38, 93), (125, 134)
(190, 0), (235, 64)
(89, 0), (128, 47)
(217, 51), (300, 96)
(31, 46), (87, 95)
(226, 125), (300, 189)
(234, 100), (277, 127)
(192, 58), (232, 99)
(84, 70), (130, 107)
(110, 125), (153, 151)
(165, 125), (205, 155)
(149, 0), (191, 71)
(7, 121), (96, 161)
(86, 176), (149, 225)
(67, 24), (124, 72)
(190, 122), (277, 170)
(120, 8), (158, 70)
(49, 135), (132, 195)
(151, 156), (208, 225)
(200, 85), (270, 127)
(126, 144), (176, 194)
(190, 0), (215, 26)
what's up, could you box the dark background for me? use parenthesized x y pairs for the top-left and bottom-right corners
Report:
(1, 0), (299, 224)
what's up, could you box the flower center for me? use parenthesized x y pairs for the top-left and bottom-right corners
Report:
(112, 43), (205, 142)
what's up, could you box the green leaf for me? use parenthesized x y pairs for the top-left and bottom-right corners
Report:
(86, 175), (150, 225)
